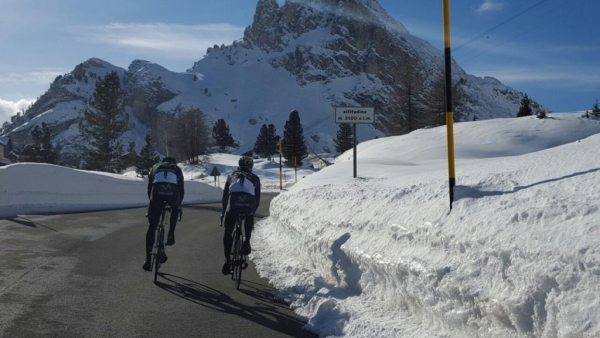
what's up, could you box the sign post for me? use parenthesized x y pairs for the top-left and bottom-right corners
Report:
(335, 107), (374, 178)
(277, 139), (283, 190)
(210, 166), (221, 187)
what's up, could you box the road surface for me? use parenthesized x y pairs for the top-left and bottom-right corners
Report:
(0, 193), (316, 337)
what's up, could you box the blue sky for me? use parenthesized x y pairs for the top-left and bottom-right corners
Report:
(1, 0), (599, 124)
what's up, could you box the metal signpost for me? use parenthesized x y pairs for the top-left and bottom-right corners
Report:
(335, 107), (374, 178)
(210, 166), (221, 187)
(277, 139), (283, 190)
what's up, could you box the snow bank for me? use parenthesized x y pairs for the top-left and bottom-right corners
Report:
(0, 163), (222, 218)
(253, 113), (600, 337)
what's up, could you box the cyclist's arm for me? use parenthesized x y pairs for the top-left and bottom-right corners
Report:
(222, 176), (231, 213)
(254, 174), (261, 209)
(177, 167), (185, 203)
(147, 166), (155, 199)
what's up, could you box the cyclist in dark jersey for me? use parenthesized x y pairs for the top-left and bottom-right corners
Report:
(220, 156), (261, 274)
(143, 157), (184, 271)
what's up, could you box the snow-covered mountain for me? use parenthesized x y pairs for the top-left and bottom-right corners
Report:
(2, 0), (533, 165)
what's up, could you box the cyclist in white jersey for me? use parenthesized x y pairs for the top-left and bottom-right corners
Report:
(142, 157), (184, 271)
(220, 156), (261, 274)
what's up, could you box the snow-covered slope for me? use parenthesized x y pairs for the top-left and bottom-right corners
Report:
(253, 112), (600, 337)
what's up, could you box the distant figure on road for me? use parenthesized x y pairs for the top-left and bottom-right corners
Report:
(143, 156), (185, 271)
(220, 156), (261, 275)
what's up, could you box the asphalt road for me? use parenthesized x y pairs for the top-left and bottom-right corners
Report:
(0, 193), (316, 337)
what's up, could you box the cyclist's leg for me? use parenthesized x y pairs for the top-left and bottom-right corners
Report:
(222, 211), (236, 260)
(221, 211), (237, 274)
(245, 214), (255, 241)
(166, 194), (179, 245)
(240, 214), (254, 254)
(146, 198), (162, 256)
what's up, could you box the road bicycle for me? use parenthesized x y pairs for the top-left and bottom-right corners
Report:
(152, 202), (170, 283)
(230, 213), (248, 289)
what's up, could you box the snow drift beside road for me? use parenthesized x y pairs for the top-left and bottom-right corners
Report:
(253, 113), (600, 337)
(0, 163), (222, 218)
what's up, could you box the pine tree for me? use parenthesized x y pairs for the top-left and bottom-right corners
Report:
(334, 123), (354, 154)
(21, 123), (59, 163)
(267, 124), (279, 156)
(282, 110), (308, 166)
(516, 94), (533, 117)
(254, 123), (278, 158)
(79, 71), (129, 172)
(136, 134), (159, 177)
(40, 123), (59, 164)
(254, 124), (269, 157)
(6, 137), (17, 162)
(212, 118), (236, 152)
(592, 100), (600, 116)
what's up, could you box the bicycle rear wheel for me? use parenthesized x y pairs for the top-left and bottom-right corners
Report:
(154, 226), (164, 283)
(232, 228), (243, 289)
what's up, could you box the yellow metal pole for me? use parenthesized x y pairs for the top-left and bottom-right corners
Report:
(278, 139), (283, 190)
(443, 0), (456, 209)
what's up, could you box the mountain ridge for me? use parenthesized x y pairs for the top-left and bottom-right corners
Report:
(2, 0), (535, 166)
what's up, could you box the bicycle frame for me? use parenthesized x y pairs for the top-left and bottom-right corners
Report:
(231, 213), (247, 289)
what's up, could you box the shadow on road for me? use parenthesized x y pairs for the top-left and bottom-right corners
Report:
(6, 216), (58, 232)
(155, 273), (316, 337)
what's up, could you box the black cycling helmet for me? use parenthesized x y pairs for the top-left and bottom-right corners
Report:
(162, 156), (177, 164)
(238, 156), (253, 171)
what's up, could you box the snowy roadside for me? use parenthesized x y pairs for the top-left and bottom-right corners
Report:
(252, 114), (600, 337)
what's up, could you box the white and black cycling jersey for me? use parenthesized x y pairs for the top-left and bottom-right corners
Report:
(229, 175), (256, 195)
(153, 170), (178, 185)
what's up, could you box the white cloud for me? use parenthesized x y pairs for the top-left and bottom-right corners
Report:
(470, 66), (600, 88)
(0, 98), (34, 126)
(476, 0), (505, 14)
(0, 69), (64, 85)
(78, 22), (245, 57)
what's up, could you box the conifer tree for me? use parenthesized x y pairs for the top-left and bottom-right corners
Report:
(21, 123), (59, 163)
(254, 123), (278, 158)
(592, 100), (600, 116)
(334, 123), (354, 154)
(6, 137), (17, 162)
(516, 94), (533, 117)
(282, 110), (308, 166)
(212, 118), (236, 152)
(136, 134), (159, 177)
(79, 71), (129, 172)
(267, 124), (279, 156)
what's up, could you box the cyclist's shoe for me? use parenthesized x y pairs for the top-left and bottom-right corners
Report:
(221, 260), (231, 275)
(166, 234), (175, 246)
(142, 258), (152, 271)
(160, 254), (168, 264)
(241, 240), (251, 255)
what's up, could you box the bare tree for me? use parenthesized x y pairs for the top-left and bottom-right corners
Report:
(172, 107), (210, 163)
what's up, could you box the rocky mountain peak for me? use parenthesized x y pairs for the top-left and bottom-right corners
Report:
(243, 0), (409, 51)
(243, 0), (283, 50)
